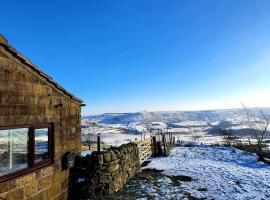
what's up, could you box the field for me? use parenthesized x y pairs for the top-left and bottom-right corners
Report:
(106, 146), (270, 200)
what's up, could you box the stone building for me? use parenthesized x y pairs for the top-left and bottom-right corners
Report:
(0, 35), (83, 200)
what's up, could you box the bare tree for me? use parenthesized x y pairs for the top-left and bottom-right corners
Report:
(189, 127), (202, 144)
(83, 121), (100, 150)
(242, 103), (269, 161)
(219, 128), (235, 146)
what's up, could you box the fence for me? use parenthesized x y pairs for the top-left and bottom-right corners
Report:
(137, 138), (153, 164)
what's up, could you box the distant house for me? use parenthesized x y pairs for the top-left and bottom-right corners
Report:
(0, 35), (83, 200)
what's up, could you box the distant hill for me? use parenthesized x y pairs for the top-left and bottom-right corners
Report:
(83, 108), (270, 125)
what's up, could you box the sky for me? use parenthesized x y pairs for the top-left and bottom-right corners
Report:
(1, 0), (270, 115)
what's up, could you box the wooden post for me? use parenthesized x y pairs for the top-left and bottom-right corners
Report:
(152, 136), (157, 157)
(162, 134), (166, 156)
(97, 134), (101, 153)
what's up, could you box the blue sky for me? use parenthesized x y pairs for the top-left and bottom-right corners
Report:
(1, 0), (270, 115)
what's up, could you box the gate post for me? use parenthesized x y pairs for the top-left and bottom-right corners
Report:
(152, 136), (157, 157)
(97, 134), (101, 153)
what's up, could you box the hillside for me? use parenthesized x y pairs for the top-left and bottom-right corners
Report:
(83, 108), (270, 133)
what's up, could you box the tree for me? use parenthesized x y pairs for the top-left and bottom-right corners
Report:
(83, 121), (100, 150)
(219, 128), (235, 146)
(242, 104), (269, 161)
(189, 127), (202, 144)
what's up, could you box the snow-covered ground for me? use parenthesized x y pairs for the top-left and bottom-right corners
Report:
(143, 146), (270, 200)
(80, 150), (93, 156)
(100, 132), (140, 146)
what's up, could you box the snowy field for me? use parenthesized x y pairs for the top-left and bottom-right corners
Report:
(141, 146), (270, 200)
(100, 132), (141, 146)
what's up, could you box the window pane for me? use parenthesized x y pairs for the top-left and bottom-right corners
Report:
(0, 128), (29, 177)
(34, 128), (49, 163)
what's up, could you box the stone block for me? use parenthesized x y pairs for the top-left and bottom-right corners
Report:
(110, 150), (118, 161)
(38, 175), (53, 190)
(7, 187), (24, 200)
(99, 174), (113, 184)
(0, 92), (8, 103)
(0, 180), (17, 194)
(20, 173), (35, 185)
(14, 71), (27, 82)
(8, 94), (25, 104)
(25, 182), (38, 198)
(41, 166), (54, 177)
(60, 178), (68, 190)
(29, 189), (47, 200)
(53, 170), (68, 183)
(108, 164), (119, 173)
(103, 152), (111, 162)
(0, 192), (7, 199)
(47, 183), (61, 199)
(0, 105), (10, 115)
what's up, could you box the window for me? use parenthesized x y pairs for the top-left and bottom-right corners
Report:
(34, 128), (49, 163)
(0, 128), (29, 177)
(0, 124), (53, 182)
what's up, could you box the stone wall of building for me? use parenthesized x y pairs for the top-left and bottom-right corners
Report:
(69, 143), (141, 199)
(0, 38), (82, 200)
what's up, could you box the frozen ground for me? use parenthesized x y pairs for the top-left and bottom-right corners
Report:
(141, 146), (270, 200)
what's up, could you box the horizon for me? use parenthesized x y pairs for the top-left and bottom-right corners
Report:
(2, 0), (270, 115)
(83, 106), (270, 116)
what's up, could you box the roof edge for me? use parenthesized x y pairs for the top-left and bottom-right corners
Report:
(0, 34), (84, 104)
(0, 34), (8, 46)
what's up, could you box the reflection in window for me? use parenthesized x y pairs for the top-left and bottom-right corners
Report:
(0, 128), (28, 177)
(34, 128), (49, 163)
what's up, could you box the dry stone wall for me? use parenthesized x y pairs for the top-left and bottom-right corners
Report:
(69, 143), (141, 199)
